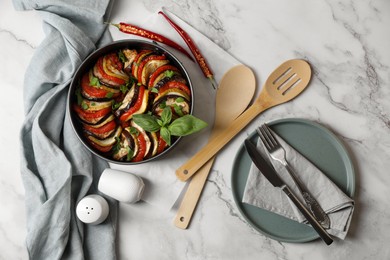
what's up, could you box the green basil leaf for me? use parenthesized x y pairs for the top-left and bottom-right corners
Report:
(161, 107), (172, 126)
(126, 146), (134, 161)
(168, 115), (208, 136)
(81, 101), (89, 110)
(118, 50), (127, 63)
(128, 126), (139, 135)
(175, 97), (184, 103)
(89, 74), (100, 87)
(160, 126), (171, 146)
(105, 92), (114, 98)
(159, 101), (166, 109)
(112, 101), (122, 110)
(157, 119), (164, 127)
(120, 83), (129, 94)
(132, 114), (161, 132)
(173, 104), (184, 117)
(164, 70), (175, 78)
(151, 87), (158, 93)
(112, 137), (121, 154)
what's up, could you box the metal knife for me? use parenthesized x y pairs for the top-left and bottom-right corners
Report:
(244, 139), (333, 245)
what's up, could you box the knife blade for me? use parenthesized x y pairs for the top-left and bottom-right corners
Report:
(244, 139), (333, 245)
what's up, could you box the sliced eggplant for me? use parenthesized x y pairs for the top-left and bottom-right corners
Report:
(153, 95), (190, 117)
(139, 57), (170, 86)
(122, 49), (138, 73)
(132, 50), (154, 78)
(154, 88), (190, 104)
(152, 74), (186, 91)
(148, 132), (159, 157)
(74, 105), (112, 125)
(113, 83), (138, 117)
(120, 87), (150, 122)
(103, 53), (129, 81)
(93, 54), (129, 88)
(81, 98), (113, 111)
(87, 125), (122, 147)
(148, 65), (181, 88)
(83, 125), (116, 139)
(113, 129), (137, 161)
(82, 114), (115, 129)
(131, 121), (152, 159)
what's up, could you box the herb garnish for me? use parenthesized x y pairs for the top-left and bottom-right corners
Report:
(89, 74), (101, 87)
(133, 107), (207, 146)
(165, 70), (175, 78)
(118, 50), (127, 63)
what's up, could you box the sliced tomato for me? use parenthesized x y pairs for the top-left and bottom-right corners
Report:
(88, 140), (113, 153)
(80, 73), (109, 99)
(73, 105), (111, 120)
(137, 55), (167, 84)
(131, 50), (153, 78)
(154, 88), (190, 104)
(156, 134), (168, 154)
(83, 120), (116, 135)
(158, 81), (191, 96)
(119, 85), (146, 122)
(132, 133), (147, 162)
(148, 65), (179, 88)
(107, 52), (123, 71)
(96, 56), (127, 86)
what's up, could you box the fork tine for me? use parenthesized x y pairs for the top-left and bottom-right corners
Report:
(262, 124), (279, 147)
(256, 126), (272, 151)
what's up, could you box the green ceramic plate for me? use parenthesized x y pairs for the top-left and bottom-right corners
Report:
(231, 118), (355, 243)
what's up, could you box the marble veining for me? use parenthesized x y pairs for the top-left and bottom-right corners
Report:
(1, 0), (390, 259)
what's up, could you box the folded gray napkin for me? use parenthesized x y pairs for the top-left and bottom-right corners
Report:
(14, 0), (117, 259)
(242, 128), (354, 240)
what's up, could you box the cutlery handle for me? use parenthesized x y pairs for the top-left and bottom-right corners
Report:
(174, 157), (215, 229)
(176, 104), (265, 181)
(285, 163), (330, 228)
(282, 185), (333, 245)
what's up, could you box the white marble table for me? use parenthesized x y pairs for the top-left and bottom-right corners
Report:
(1, 0), (390, 259)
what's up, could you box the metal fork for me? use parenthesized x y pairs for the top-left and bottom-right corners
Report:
(257, 124), (330, 228)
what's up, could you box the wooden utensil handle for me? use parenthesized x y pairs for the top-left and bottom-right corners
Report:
(176, 103), (266, 181)
(174, 157), (215, 229)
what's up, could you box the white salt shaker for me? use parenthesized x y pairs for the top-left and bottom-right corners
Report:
(76, 194), (109, 225)
(98, 168), (145, 204)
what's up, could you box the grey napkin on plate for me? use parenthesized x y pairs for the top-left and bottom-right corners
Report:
(242, 129), (354, 240)
(14, 0), (117, 259)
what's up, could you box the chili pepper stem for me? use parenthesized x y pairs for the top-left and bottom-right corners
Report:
(159, 11), (215, 90)
(208, 76), (217, 90)
(104, 22), (119, 28)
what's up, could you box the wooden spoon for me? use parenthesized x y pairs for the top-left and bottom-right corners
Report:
(174, 65), (256, 229)
(176, 59), (311, 181)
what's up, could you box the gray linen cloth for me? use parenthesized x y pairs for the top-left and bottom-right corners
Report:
(243, 129), (354, 240)
(13, 0), (117, 259)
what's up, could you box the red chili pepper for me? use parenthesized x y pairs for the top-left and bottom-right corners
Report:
(158, 11), (217, 89)
(111, 22), (194, 62)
